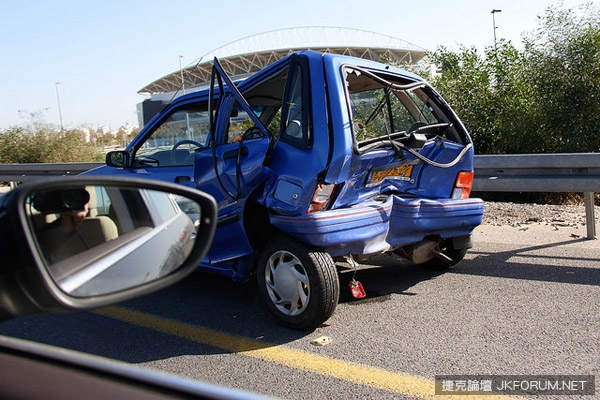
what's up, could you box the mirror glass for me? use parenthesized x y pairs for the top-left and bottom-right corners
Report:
(25, 185), (202, 297)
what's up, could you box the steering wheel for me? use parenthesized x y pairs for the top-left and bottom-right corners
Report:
(172, 140), (203, 151)
(171, 140), (204, 165)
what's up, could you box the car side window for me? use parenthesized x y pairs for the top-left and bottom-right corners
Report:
(219, 66), (289, 145)
(280, 62), (310, 148)
(134, 106), (210, 167)
(226, 101), (263, 143)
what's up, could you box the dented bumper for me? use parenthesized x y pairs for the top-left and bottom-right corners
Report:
(270, 196), (484, 257)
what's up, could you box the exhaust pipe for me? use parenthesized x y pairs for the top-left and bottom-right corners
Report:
(397, 240), (452, 264)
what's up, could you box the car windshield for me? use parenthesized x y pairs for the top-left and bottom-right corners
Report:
(345, 66), (463, 149)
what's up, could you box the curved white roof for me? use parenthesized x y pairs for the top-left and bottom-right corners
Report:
(139, 26), (427, 95)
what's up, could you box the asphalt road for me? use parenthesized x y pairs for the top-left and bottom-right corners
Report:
(0, 223), (598, 399)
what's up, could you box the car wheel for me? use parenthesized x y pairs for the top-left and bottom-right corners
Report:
(257, 236), (339, 330)
(421, 239), (468, 270)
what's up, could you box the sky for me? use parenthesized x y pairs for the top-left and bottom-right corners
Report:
(0, 0), (587, 131)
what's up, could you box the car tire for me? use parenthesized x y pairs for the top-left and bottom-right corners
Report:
(421, 239), (468, 270)
(257, 236), (339, 330)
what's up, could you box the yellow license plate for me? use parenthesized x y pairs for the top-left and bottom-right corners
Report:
(369, 163), (414, 185)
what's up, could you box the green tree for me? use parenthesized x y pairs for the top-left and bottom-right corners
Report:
(522, 2), (600, 153)
(429, 2), (600, 154)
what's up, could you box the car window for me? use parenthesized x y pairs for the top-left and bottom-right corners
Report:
(226, 66), (288, 143)
(345, 67), (461, 147)
(226, 101), (270, 144)
(280, 62), (310, 148)
(27, 186), (168, 265)
(140, 188), (179, 225)
(134, 106), (210, 167)
(89, 186), (111, 216)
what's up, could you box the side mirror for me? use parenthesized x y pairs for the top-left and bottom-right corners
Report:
(106, 151), (129, 167)
(0, 176), (216, 320)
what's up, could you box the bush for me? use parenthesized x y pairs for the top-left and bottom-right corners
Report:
(429, 2), (600, 155)
(0, 127), (103, 163)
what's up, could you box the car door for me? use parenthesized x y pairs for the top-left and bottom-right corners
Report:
(194, 59), (273, 269)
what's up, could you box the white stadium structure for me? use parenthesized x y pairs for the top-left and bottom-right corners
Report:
(136, 26), (428, 125)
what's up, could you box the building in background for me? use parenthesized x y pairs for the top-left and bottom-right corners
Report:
(136, 27), (427, 126)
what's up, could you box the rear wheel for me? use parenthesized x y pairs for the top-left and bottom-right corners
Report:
(257, 236), (339, 330)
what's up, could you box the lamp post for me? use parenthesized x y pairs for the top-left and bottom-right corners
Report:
(179, 55), (186, 94)
(491, 9), (502, 48)
(55, 81), (64, 131)
(179, 54), (191, 139)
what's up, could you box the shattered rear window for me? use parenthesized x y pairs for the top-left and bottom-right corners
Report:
(345, 66), (463, 150)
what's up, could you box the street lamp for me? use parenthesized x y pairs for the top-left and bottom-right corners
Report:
(179, 54), (191, 138)
(491, 9), (502, 48)
(179, 55), (186, 94)
(55, 81), (64, 131)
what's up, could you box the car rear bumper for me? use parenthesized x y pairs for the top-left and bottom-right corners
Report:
(270, 196), (484, 257)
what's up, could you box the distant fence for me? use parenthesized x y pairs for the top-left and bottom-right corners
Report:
(0, 153), (597, 238)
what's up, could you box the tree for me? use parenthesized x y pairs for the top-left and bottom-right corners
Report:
(522, 2), (600, 153)
(430, 41), (536, 154)
(429, 2), (600, 154)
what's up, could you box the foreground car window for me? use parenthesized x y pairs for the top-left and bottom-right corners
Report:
(26, 185), (198, 296)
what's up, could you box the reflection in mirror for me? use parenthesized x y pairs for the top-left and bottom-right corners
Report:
(26, 185), (201, 297)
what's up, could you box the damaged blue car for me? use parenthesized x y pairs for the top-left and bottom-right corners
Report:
(86, 51), (484, 329)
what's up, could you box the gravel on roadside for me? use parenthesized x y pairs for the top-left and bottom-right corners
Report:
(482, 201), (599, 229)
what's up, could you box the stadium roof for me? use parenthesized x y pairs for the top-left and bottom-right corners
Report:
(138, 26), (427, 95)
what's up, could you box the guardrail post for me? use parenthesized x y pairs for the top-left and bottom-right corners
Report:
(584, 192), (596, 240)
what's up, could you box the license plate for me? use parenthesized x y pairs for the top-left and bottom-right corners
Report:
(369, 163), (414, 185)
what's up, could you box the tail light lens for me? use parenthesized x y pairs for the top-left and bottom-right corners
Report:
(308, 183), (336, 213)
(451, 171), (474, 199)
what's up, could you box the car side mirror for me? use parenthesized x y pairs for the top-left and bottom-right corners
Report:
(0, 176), (216, 320)
(106, 151), (129, 167)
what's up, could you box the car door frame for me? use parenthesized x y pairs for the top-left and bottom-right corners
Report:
(193, 59), (273, 279)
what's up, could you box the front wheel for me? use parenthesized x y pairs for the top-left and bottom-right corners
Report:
(257, 236), (339, 330)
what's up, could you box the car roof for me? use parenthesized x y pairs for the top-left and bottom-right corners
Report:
(169, 50), (424, 106)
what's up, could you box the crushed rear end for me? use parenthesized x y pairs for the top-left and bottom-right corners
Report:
(271, 56), (483, 266)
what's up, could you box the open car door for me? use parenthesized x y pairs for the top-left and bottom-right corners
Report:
(193, 58), (272, 275)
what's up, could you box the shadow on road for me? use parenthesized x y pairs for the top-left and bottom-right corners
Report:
(459, 237), (600, 286)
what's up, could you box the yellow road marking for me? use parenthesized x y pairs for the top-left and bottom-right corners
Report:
(94, 306), (524, 399)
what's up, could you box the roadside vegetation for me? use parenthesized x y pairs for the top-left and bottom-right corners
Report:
(428, 2), (600, 155)
(0, 127), (102, 163)
(427, 2), (600, 205)
(0, 121), (139, 164)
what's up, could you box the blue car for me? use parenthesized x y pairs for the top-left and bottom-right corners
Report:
(86, 51), (483, 329)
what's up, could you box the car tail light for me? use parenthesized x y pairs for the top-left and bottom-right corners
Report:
(308, 183), (336, 213)
(451, 171), (474, 199)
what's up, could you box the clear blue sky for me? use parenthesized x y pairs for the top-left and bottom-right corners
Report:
(0, 0), (584, 130)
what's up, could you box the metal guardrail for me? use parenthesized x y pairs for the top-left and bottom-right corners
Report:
(0, 154), (597, 238)
(0, 162), (104, 185)
(473, 153), (599, 239)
